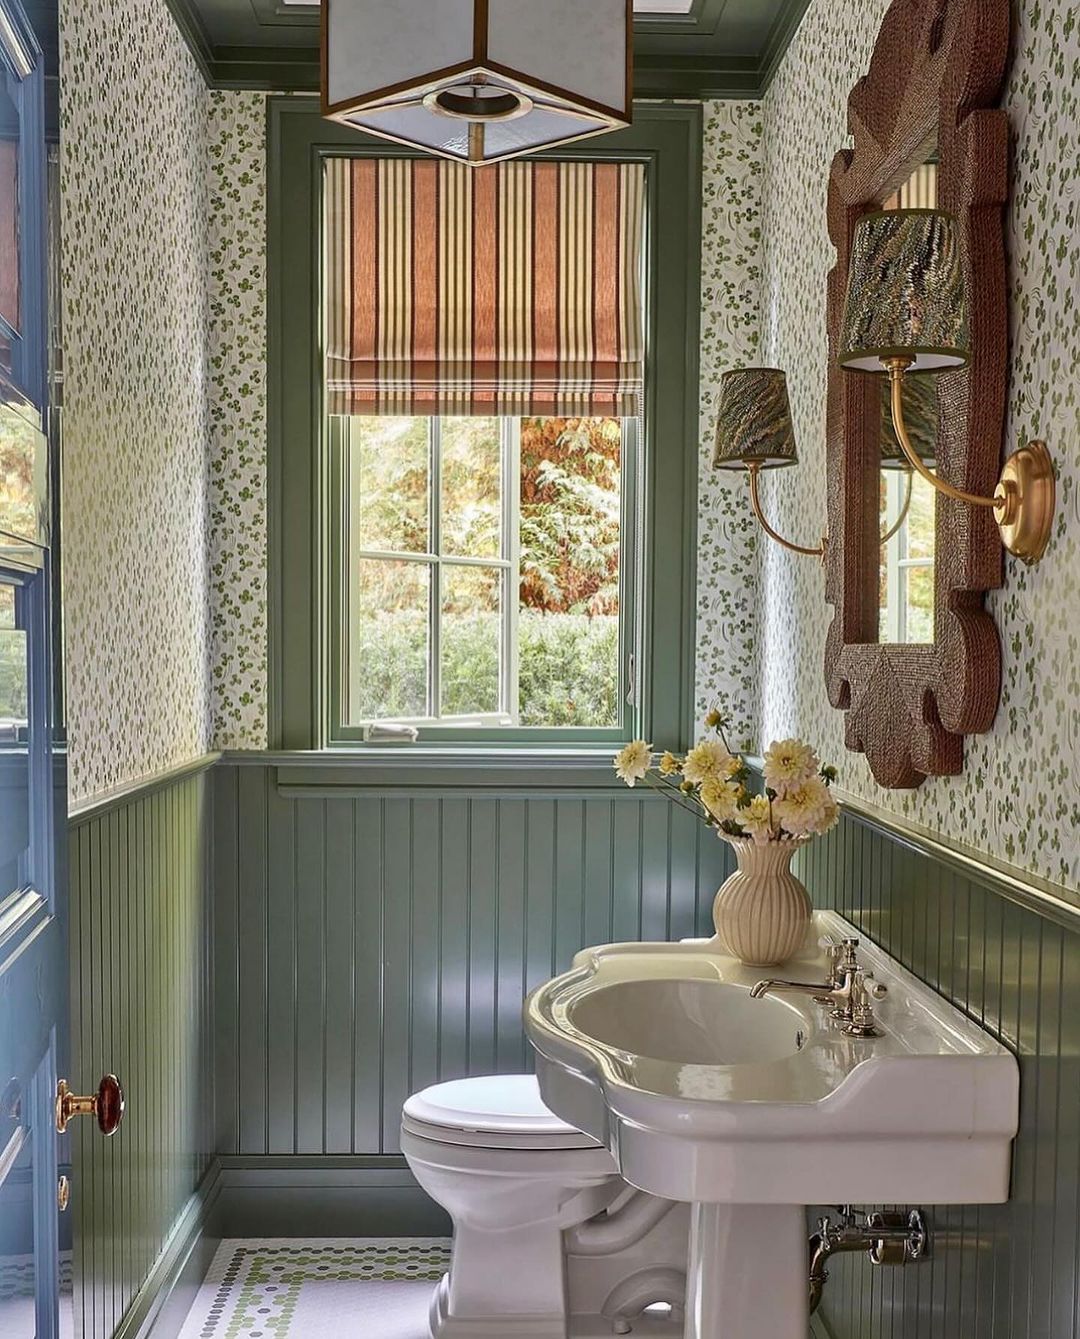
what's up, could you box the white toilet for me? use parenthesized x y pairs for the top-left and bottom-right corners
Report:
(401, 1074), (689, 1338)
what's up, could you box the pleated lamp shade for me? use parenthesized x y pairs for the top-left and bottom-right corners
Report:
(839, 209), (970, 373)
(713, 368), (798, 470)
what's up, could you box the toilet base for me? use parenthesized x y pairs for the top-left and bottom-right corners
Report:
(429, 1274), (685, 1339)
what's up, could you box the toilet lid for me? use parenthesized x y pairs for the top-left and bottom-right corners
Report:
(402, 1075), (602, 1150)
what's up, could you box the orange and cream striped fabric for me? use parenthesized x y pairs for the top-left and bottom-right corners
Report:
(324, 157), (645, 418)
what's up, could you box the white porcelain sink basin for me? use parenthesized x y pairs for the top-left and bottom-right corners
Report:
(524, 910), (1019, 1339)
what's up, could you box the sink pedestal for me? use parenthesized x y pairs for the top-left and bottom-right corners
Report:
(685, 1204), (807, 1339)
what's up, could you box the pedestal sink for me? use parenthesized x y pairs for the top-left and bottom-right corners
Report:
(524, 910), (1019, 1339)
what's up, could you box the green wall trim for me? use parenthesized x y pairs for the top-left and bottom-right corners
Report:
(214, 1156), (448, 1239)
(266, 98), (702, 755)
(68, 753), (221, 828)
(70, 765), (215, 1339)
(834, 788), (1080, 932)
(110, 1163), (222, 1339)
(795, 807), (1080, 1339)
(221, 748), (679, 796)
(213, 760), (731, 1163)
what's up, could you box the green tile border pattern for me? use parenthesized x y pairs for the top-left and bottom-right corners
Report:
(190, 1240), (450, 1338)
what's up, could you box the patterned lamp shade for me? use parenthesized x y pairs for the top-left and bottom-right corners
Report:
(839, 209), (970, 373)
(713, 368), (798, 470)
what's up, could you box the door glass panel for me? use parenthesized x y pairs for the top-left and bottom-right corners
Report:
(0, 390), (46, 546)
(0, 578), (28, 899)
(0, 77), (19, 352)
(0, 1123), (35, 1338)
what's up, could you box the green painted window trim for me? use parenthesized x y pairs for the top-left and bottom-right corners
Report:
(266, 97), (702, 755)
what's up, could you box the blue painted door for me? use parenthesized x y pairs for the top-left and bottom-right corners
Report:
(0, 2), (69, 1334)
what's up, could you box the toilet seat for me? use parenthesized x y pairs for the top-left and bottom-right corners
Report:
(402, 1074), (603, 1150)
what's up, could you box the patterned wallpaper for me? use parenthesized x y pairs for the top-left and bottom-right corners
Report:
(199, 93), (765, 754)
(694, 101), (763, 751)
(757, 0), (1080, 890)
(60, 0), (212, 804)
(207, 91), (269, 750)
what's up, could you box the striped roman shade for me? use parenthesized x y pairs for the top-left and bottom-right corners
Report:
(324, 157), (645, 418)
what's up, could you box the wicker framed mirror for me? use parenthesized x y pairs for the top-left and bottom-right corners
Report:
(823, 0), (1011, 788)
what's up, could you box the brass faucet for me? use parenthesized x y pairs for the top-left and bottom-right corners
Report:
(750, 937), (888, 1037)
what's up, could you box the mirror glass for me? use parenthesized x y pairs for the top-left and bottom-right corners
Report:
(876, 152), (938, 644)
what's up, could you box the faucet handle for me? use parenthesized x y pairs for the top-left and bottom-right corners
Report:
(841, 970), (887, 1038)
(860, 971), (887, 1001)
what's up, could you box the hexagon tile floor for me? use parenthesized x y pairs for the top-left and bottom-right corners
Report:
(176, 1240), (451, 1338)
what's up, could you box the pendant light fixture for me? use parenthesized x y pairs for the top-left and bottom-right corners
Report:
(321, 0), (633, 166)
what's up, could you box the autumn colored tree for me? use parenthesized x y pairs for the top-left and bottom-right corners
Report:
(519, 416), (620, 615)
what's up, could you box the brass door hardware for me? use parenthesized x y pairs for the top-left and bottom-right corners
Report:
(57, 1175), (70, 1212)
(55, 1075), (125, 1136)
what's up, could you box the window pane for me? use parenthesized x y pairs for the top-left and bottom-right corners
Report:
(349, 417), (430, 554)
(348, 559), (429, 721)
(441, 564), (501, 717)
(519, 417), (621, 727)
(441, 417), (501, 558)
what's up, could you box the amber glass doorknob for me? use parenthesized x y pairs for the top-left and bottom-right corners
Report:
(55, 1075), (125, 1136)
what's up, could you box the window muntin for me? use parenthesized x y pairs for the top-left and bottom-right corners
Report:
(329, 413), (633, 741)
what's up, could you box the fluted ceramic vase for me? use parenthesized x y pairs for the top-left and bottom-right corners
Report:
(710, 837), (812, 967)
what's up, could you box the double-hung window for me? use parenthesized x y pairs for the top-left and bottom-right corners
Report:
(269, 102), (702, 753)
(330, 412), (635, 740)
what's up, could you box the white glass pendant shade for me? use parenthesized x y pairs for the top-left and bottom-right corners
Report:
(323, 0), (633, 165)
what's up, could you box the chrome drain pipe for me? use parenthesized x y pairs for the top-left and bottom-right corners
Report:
(809, 1207), (929, 1314)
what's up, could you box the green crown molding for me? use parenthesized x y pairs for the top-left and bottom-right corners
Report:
(163, 0), (812, 99)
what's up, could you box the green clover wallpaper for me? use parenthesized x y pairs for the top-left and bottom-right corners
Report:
(59, 0), (1080, 899)
(60, 0), (212, 804)
(756, 0), (1080, 891)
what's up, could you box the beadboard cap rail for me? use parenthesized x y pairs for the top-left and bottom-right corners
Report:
(748, 757), (1080, 932)
(219, 748), (661, 797)
(68, 752), (221, 826)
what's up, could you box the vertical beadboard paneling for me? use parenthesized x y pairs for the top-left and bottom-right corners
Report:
(68, 765), (214, 1337)
(796, 810), (1080, 1339)
(213, 763), (733, 1158)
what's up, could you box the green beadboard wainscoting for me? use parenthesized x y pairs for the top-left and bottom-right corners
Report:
(210, 755), (732, 1235)
(68, 760), (218, 1339)
(795, 804), (1080, 1339)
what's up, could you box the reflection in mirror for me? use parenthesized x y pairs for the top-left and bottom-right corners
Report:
(877, 157), (938, 644)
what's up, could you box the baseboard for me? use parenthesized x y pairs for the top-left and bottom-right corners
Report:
(213, 1155), (451, 1238)
(112, 1160), (223, 1339)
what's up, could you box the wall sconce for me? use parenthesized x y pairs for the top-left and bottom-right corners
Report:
(839, 208), (1055, 564)
(712, 367), (827, 559)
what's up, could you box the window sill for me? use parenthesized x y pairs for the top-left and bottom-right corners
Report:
(219, 746), (644, 798)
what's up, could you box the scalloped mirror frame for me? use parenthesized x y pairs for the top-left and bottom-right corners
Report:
(823, 0), (1011, 789)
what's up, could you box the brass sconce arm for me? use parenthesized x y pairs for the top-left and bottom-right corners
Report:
(885, 357), (1055, 563)
(879, 467), (913, 545)
(747, 463), (827, 560)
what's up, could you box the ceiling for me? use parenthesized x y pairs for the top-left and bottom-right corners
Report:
(164, 0), (812, 99)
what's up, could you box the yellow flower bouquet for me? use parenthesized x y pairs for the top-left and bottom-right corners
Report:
(613, 711), (840, 965)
